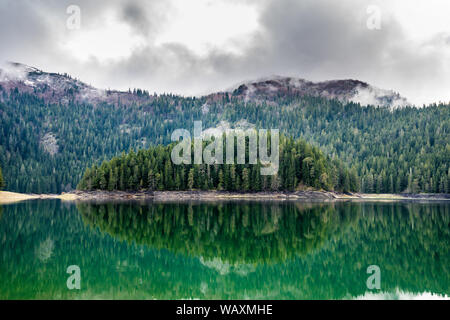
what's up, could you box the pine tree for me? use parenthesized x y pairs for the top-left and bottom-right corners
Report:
(271, 174), (280, 190)
(164, 160), (173, 189)
(230, 164), (236, 190)
(0, 166), (5, 190)
(223, 165), (230, 190)
(242, 168), (250, 191)
(439, 176), (446, 193)
(108, 168), (116, 191)
(99, 169), (108, 190)
(343, 172), (350, 193)
(187, 169), (195, 190)
(155, 173), (163, 190)
(411, 178), (420, 193)
(218, 169), (224, 190)
(252, 165), (261, 191)
(388, 175), (394, 194)
(365, 174), (374, 193)
(147, 170), (155, 190)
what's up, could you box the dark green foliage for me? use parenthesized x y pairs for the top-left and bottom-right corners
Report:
(77, 135), (357, 192)
(227, 98), (449, 193)
(0, 90), (214, 193)
(78, 202), (357, 264)
(1, 87), (448, 193)
(0, 166), (4, 190)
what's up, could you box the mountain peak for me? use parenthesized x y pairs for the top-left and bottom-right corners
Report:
(228, 76), (409, 108)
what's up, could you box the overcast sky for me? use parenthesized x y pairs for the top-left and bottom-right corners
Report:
(1, 0), (449, 104)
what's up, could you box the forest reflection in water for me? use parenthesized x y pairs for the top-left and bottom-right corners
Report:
(78, 201), (359, 264)
(0, 200), (448, 299)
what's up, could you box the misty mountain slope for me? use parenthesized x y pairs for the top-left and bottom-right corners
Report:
(0, 63), (448, 194)
(0, 62), (153, 106)
(1, 63), (409, 109)
(225, 76), (409, 109)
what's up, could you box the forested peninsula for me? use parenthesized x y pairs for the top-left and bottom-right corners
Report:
(77, 135), (358, 193)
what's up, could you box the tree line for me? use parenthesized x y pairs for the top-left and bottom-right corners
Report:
(77, 135), (358, 192)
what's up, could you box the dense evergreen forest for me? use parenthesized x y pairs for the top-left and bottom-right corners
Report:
(77, 135), (358, 192)
(0, 87), (448, 193)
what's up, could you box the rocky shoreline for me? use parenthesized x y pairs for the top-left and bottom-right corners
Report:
(67, 190), (450, 202)
(2, 190), (449, 204)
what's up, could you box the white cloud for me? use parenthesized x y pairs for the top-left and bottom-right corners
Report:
(60, 9), (147, 63)
(154, 0), (260, 56)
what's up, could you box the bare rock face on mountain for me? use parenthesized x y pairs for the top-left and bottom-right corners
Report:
(228, 76), (409, 108)
(40, 132), (59, 156)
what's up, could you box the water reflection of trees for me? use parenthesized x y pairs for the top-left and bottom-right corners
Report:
(78, 202), (359, 264)
(1, 201), (448, 299)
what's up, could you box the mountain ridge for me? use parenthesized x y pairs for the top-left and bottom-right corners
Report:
(220, 75), (409, 108)
(0, 62), (409, 108)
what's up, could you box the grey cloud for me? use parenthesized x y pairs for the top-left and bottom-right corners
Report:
(0, 1), (55, 62)
(120, 0), (171, 38)
(251, 0), (408, 80)
(0, 0), (448, 104)
(122, 2), (151, 35)
(199, 0), (450, 103)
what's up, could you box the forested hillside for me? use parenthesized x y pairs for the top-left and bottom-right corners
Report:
(0, 89), (213, 193)
(77, 135), (357, 192)
(0, 80), (448, 193)
(222, 98), (450, 193)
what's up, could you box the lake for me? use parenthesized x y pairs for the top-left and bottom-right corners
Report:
(0, 200), (448, 299)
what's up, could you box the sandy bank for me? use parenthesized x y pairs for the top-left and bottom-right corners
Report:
(0, 191), (78, 204)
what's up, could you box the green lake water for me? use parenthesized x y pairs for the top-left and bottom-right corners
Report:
(0, 200), (448, 299)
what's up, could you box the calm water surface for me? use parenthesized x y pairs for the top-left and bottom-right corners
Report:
(0, 200), (448, 299)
